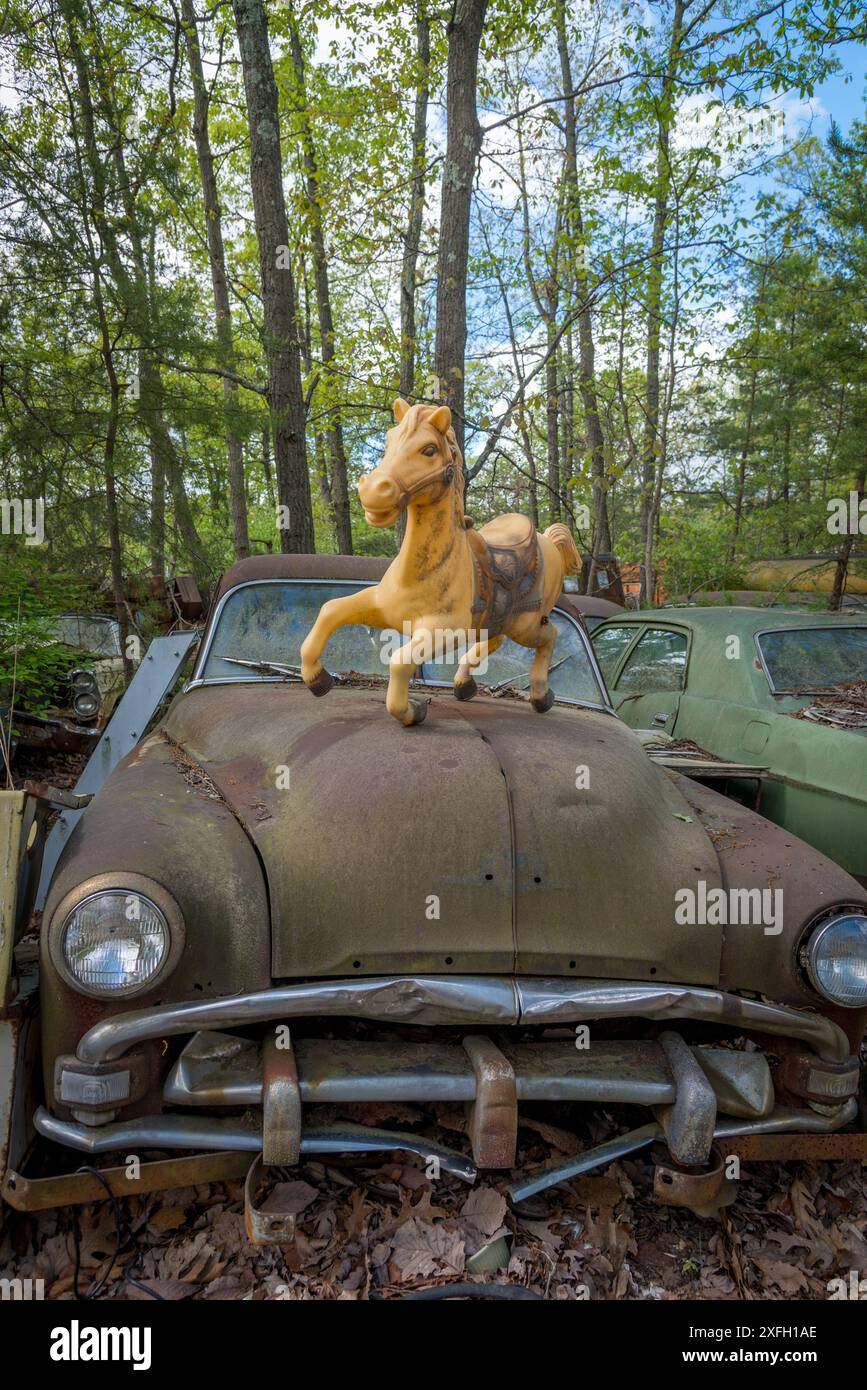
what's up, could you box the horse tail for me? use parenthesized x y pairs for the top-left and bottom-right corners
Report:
(543, 523), (581, 578)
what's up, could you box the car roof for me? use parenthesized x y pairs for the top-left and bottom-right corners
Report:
(562, 595), (624, 619)
(216, 553), (390, 599)
(596, 606), (867, 631)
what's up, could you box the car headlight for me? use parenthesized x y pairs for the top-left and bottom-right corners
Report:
(69, 668), (100, 719)
(49, 876), (184, 998)
(72, 691), (100, 718)
(803, 912), (867, 1008)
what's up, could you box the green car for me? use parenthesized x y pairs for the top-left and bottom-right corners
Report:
(592, 608), (867, 886)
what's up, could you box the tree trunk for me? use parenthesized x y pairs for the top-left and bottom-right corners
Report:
(138, 356), (211, 575)
(287, 12), (351, 553)
(90, 237), (132, 677)
(433, 0), (488, 459)
(181, 0), (249, 560)
(401, 4), (430, 403)
(780, 310), (796, 555)
(555, 1), (610, 566)
(730, 365), (757, 562)
(829, 459), (866, 611)
(232, 0), (315, 553)
(61, 0), (210, 579)
(639, 0), (686, 601)
(545, 310), (560, 522)
(149, 438), (165, 579)
(395, 10), (429, 551)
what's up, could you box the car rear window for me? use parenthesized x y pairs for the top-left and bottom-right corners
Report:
(757, 627), (867, 691)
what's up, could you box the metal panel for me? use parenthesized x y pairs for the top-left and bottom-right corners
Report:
(165, 685), (517, 977)
(36, 631), (198, 908)
(448, 700), (725, 984)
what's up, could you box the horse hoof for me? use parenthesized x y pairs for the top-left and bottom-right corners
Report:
(531, 689), (555, 713)
(406, 697), (430, 726)
(454, 677), (478, 702)
(307, 668), (334, 697)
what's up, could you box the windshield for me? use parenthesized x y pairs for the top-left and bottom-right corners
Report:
(49, 613), (121, 657)
(200, 580), (610, 707)
(758, 626), (867, 691)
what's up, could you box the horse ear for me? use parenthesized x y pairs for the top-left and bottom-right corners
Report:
(393, 397), (410, 423)
(429, 405), (452, 435)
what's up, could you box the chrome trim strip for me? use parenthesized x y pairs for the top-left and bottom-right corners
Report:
(77, 977), (521, 1063)
(32, 1109), (476, 1181)
(75, 976), (850, 1065)
(516, 978), (850, 1061)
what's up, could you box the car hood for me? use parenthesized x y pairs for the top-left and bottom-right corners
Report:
(164, 683), (724, 983)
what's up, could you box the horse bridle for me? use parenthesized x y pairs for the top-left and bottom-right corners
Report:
(393, 439), (459, 511)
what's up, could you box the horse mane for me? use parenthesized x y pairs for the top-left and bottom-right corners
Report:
(444, 423), (466, 521)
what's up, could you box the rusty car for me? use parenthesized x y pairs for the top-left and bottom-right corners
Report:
(2, 610), (138, 758)
(2, 555), (867, 1230)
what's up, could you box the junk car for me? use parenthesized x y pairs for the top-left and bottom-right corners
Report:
(592, 607), (867, 886)
(3, 557), (867, 1226)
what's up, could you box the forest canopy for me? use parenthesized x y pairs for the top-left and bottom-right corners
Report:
(1, 0), (866, 624)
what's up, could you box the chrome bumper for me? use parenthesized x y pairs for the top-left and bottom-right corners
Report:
(72, 975), (851, 1064)
(44, 976), (860, 1190)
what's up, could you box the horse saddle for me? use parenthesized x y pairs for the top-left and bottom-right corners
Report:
(468, 514), (543, 638)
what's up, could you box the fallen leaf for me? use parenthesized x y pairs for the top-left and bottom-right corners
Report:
(389, 1219), (465, 1281)
(262, 1181), (319, 1217)
(148, 1206), (188, 1234)
(460, 1186), (508, 1238)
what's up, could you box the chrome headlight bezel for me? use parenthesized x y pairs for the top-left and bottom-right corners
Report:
(801, 910), (867, 1009)
(69, 667), (101, 720)
(71, 691), (100, 719)
(47, 873), (185, 1000)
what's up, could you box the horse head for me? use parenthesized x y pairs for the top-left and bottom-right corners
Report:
(358, 398), (463, 528)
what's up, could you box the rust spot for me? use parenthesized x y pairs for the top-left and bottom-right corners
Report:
(161, 731), (226, 803)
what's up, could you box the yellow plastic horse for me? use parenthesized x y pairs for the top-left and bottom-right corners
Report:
(300, 399), (581, 726)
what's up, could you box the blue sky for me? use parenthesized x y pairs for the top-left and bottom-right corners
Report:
(799, 38), (866, 134)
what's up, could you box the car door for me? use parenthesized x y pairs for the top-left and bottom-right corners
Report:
(607, 625), (690, 732)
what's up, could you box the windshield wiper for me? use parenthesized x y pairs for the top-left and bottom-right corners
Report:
(489, 653), (569, 694)
(220, 656), (309, 681)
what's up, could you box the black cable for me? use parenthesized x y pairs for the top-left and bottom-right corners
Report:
(70, 1164), (168, 1300)
(71, 1165), (123, 1300)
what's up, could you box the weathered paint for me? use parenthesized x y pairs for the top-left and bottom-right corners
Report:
(593, 607), (867, 881)
(165, 684), (723, 983)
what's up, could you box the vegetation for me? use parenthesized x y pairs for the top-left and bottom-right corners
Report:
(1, 0), (865, 617)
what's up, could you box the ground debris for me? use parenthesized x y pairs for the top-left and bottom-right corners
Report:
(4, 1105), (865, 1301)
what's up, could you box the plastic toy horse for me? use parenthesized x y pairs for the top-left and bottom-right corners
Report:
(300, 399), (581, 726)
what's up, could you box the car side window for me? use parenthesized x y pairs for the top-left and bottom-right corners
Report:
(617, 628), (688, 693)
(592, 625), (638, 683)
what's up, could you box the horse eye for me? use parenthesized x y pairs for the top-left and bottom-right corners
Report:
(422, 444), (437, 456)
